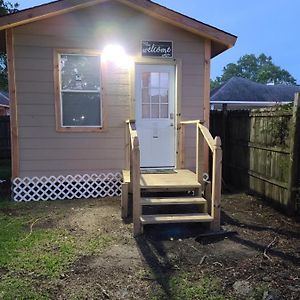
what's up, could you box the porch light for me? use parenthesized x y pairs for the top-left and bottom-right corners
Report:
(102, 44), (133, 68)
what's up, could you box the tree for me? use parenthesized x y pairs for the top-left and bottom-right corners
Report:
(0, 1), (18, 91)
(211, 53), (297, 90)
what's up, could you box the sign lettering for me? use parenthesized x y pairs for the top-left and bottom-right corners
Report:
(142, 41), (173, 58)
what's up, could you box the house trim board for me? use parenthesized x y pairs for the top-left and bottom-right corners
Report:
(6, 28), (19, 179)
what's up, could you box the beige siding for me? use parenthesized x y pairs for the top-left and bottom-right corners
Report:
(14, 1), (205, 177)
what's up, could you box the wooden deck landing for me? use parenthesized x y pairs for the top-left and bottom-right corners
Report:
(123, 169), (201, 189)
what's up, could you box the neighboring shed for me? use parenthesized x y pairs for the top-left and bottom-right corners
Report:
(211, 76), (300, 110)
(0, 0), (237, 234)
(0, 91), (9, 115)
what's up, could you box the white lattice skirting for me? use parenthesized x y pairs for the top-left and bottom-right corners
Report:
(12, 173), (122, 202)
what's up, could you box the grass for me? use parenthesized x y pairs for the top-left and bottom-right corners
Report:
(0, 277), (49, 300)
(150, 272), (269, 300)
(0, 199), (116, 299)
(151, 273), (230, 300)
(87, 235), (115, 254)
(0, 159), (11, 179)
(0, 213), (77, 278)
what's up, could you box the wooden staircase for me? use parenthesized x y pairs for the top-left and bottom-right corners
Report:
(123, 120), (222, 236)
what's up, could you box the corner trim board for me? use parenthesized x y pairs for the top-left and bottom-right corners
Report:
(203, 39), (211, 172)
(6, 28), (19, 179)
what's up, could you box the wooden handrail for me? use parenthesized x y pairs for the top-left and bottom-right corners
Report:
(180, 119), (222, 231)
(125, 120), (142, 236)
(180, 119), (202, 125)
(198, 123), (214, 152)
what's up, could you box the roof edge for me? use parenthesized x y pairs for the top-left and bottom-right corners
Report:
(119, 0), (237, 48)
(0, 0), (109, 31)
(0, 0), (237, 56)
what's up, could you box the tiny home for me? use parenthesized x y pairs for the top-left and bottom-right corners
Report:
(0, 0), (236, 234)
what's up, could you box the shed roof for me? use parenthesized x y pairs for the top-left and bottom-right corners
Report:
(0, 0), (237, 57)
(0, 91), (9, 107)
(211, 77), (300, 103)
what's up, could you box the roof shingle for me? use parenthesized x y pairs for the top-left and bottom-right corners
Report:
(211, 77), (300, 103)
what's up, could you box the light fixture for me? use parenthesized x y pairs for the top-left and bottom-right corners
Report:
(102, 44), (133, 68)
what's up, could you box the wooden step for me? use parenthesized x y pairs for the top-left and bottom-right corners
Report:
(141, 197), (207, 206)
(140, 213), (213, 224)
(140, 170), (200, 189)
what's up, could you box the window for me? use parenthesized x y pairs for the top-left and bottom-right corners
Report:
(55, 50), (104, 131)
(141, 72), (169, 119)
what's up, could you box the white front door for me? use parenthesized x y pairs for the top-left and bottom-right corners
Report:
(135, 64), (176, 168)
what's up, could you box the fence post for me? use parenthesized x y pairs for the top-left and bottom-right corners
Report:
(210, 136), (222, 232)
(287, 93), (300, 215)
(222, 105), (228, 183)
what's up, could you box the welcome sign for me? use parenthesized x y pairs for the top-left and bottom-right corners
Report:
(142, 41), (173, 58)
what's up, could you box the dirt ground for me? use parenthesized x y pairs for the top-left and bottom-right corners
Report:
(1, 193), (300, 299)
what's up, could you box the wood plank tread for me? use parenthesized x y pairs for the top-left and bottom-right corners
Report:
(122, 169), (201, 189)
(141, 197), (207, 206)
(140, 169), (200, 189)
(140, 213), (213, 224)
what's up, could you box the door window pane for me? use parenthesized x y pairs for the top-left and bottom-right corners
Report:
(160, 73), (169, 88)
(142, 88), (150, 103)
(160, 89), (169, 103)
(151, 89), (160, 103)
(62, 92), (101, 126)
(160, 104), (168, 118)
(142, 73), (150, 88)
(151, 104), (159, 118)
(150, 73), (159, 87)
(142, 104), (150, 118)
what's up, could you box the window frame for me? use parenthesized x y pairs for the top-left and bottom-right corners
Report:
(54, 49), (106, 132)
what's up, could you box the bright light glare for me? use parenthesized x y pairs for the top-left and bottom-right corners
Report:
(102, 44), (133, 68)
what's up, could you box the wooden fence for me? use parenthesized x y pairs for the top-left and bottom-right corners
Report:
(210, 93), (300, 215)
(0, 116), (10, 159)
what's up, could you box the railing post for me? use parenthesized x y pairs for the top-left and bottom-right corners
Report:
(132, 137), (142, 236)
(179, 124), (185, 168)
(125, 123), (130, 170)
(210, 136), (222, 232)
(196, 123), (204, 193)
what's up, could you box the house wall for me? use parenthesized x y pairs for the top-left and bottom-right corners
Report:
(13, 1), (205, 177)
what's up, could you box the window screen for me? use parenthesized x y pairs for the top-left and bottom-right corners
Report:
(60, 54), (102, 127)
